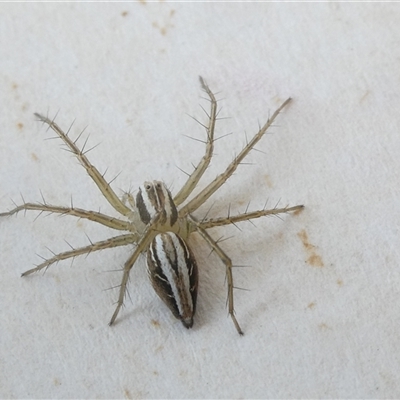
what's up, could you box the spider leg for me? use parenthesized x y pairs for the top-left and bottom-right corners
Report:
(109, 224), (158, 325)
(0, 202), (132, 231)
(199, 204), (304, 230)
(189, 216), (243, 335)
(173, 77), (217, 206)
(179, 98), (292, 217)
(22, 233), (138, 276)
(34, 113), (132, 216)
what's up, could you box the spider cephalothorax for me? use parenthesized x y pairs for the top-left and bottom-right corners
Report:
(0, 78), (303, 334)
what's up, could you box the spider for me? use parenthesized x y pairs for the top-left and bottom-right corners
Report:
(1, 78), (303, 335)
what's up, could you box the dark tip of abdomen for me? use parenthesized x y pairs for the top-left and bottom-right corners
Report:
(181, 318), (194, 329)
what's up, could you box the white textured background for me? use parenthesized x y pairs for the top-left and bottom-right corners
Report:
(1, 3), (399, 399)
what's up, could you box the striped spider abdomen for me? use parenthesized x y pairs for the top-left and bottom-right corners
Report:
(147, 232), (198, 329)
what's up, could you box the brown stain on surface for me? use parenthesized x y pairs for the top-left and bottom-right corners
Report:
(152, 8), (175, 35)
(17, 122), (24, 130)
(307, 301), (316, 309)
(53, 378), (61, 386)
(297, 229), (324, 267)
(318, 323), (331, 331)
(121, 11), (128, 16)
(151, 319), (161, 328)
(76, 220), (84, 229)
(263, 174), (273, 188)
(30, 152), (39, 162)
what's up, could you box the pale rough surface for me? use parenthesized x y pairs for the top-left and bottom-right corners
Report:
(0, 3), (399, 399)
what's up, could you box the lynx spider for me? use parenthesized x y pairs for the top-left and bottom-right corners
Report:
(1, 78), (303, 335)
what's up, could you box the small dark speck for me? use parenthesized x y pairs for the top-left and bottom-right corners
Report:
(121, 11), (128, 17)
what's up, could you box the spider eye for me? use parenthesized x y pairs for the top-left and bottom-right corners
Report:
(145, 184), (151, 190)
(156, 183), (161, 188)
